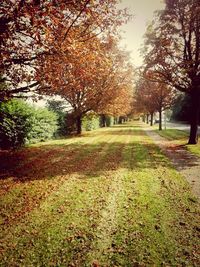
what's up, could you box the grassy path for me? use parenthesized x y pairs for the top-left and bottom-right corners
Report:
(0, 122), (200, 266)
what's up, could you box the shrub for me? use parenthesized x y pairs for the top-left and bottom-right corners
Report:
(105, 115), (114, 127)
(46, 100), (68, 136)
(27, 108), (58, 143)
(0, 99), (58, 149)
(82, 113), (100, 131)
(0, 99), (33, 149)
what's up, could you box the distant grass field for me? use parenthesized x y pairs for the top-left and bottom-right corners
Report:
(155, 128), (200, 157)
(0, 122), (199, 266)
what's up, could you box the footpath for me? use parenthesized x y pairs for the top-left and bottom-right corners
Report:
(143, 126), (200, 200)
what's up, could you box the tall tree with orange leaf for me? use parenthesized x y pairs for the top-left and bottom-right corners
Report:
(143, 0), (200, 143)
(135, 77), (175, 130)
(0, 0), (130, 102)
(37, 35), (134, 134)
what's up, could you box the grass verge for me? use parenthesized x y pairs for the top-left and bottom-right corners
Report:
(0, 123), (199, 266)
(156, 129), (200, 157)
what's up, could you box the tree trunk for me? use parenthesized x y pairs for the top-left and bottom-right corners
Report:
(101, 114), (106, 127)
(150, 112), (154, 126)
(146, 114), (149, 124)
(119, 116), (123, 124)
(76, 115), (82, 134)
(159, 109), (162, 131)
(188, 89), (200, 144)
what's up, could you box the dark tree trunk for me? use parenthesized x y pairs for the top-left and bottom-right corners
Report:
(188, 89), (200, 144)
(150, 112), (154, 126)
(101, 114), (106, 127)
(159, 109), (162, 131)
(146, 114), (149, 124)
(119, 116), (123, 124)
(76, 115), (82, 134)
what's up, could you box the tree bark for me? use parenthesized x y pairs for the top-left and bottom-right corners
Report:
(159, 109), (162, 131)
(188, 89), (200, 144)
(101, 114), (106, 127)
(119, 116), (123, 124)
(150, 112), (154, 126)
(76, 115), (82, 134)
(146, 114), (149, 124)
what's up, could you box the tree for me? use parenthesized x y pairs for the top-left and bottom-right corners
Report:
(46, 99), (68, 136)
(171, 93), (192, 122)
(143, 0), (200, 143)
(37, 35), (134, 134)
(134, 79), (156, 126)
(135, 77), (175, 129)
(0, 0), (130, 101)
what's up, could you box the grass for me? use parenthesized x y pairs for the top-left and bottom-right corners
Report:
(0, 122), (200, 266)
(155, 128), (200, 156)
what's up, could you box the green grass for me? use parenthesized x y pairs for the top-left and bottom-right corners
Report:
(155, 129), (188, 142)
(0, 122), (200, 266)
(156, 128), (200, 157)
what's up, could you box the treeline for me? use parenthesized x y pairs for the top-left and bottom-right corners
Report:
(0, 99), (127, 149)
(1, 1), (134, 143)
(134, 0), (200, 144)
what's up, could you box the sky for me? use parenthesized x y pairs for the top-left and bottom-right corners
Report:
(118, 0), (165, 67)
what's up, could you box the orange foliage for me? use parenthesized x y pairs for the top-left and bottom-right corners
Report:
(0, 0), (131, 101)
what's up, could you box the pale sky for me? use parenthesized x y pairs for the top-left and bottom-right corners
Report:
(118, 0), (165, 67)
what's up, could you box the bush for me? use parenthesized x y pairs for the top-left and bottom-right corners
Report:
(105, 116), (114, 127)
(46, 100), (68, 136)
(0, 99), (33, 149)
(0, 99), (58, 149)
(82, 113), (100, 131)
(27, 108), (58, 143)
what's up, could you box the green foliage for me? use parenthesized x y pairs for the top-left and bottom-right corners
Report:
(46, 100), (67, 136)
(171, 94), (192, 122)
(82, 113), (100, 131)
(105, 115), (114, 127)
(0, 99), (33, 149)
(0, 99), (58, 149)
(46, 99), (66, 114)
(27, 108), (58, 144)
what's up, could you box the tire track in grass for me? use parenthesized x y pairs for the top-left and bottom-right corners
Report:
(85, 133), (132, 266)
(0, 129), (128, 266)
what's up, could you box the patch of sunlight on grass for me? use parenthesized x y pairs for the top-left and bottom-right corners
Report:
(187, 143), (200, 156)
(29, 137), (75, 147)
(155, 129), (188, 141)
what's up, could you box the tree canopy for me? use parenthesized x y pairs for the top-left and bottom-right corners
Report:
(142, 0), (200, 143)
(0, 0), (131, 101)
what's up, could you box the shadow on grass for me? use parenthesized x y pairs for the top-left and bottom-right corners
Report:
(147, 129), (200, 168)
(1, 125), (199, 182)
(0, 136), (196, 183)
